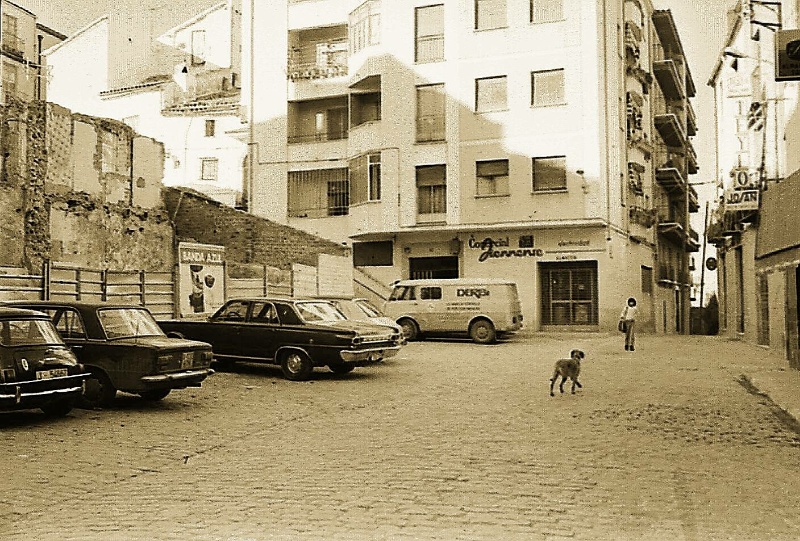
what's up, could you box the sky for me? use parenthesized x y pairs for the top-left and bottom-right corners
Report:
(17, 0), (734, 296)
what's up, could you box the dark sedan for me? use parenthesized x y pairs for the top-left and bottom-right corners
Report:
(6, 301), (214, 408)
(158, 297), (404, 381)
(0, 307), (87, 416)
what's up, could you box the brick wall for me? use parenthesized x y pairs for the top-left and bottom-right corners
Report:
(163, 187), (349, 269)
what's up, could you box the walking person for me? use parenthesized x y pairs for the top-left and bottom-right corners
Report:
(620, 297), (637, 351)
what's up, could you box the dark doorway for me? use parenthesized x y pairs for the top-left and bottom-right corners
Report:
(540, 261), (598, 327)
(736, 246), (745, 334)
(409, 256), (458, 279)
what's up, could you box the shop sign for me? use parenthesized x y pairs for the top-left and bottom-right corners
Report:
(177, 242), (225, 317)
(776, 29), (800, 82)
(705, 257), (718, 271)
(724, 187), (759, 212)
(468, 235), (543, 262)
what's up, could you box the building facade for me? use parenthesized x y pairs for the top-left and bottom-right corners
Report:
(708, 0), (800, 366)
(0, 1), (64, 103)
(240, 0), (700, 332)
(42, 1), (246, 206)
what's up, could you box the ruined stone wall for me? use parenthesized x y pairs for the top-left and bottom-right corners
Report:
(163, 187), (348, 270)
(0, 100), (174, 273)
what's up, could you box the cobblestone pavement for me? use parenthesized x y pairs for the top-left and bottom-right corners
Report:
(2, 333), (800, 541)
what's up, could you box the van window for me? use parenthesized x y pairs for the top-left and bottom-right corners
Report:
(420, 287), (442, 300)
(389, 286), (416, 301)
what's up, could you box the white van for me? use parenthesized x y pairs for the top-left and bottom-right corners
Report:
(382, 278), (523, 344)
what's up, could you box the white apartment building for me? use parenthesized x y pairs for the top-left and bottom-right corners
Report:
(241, 0), (700, 332)
(43, 1), (247, 207)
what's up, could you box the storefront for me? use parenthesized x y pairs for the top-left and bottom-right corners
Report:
(354, 222), (653, 332)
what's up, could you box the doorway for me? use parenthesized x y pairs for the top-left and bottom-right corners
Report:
(540, 261), (598, 327)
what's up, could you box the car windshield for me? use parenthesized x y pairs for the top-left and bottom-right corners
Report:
(98, 308), (166, 339)
(0, 318), (64, 346)
(354, 299), (382, 318)
(295, 301), (347, 323)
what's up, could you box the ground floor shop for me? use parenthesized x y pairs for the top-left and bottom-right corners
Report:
(354, 224), (690, 333)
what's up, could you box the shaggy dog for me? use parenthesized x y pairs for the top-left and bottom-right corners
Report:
(549, 349), (585, 397)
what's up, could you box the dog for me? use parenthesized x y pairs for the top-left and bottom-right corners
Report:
(549, 349), (585, 397)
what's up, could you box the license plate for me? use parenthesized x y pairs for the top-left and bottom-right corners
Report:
(181, 352), (193, 369)
(36, 368), (68, 380)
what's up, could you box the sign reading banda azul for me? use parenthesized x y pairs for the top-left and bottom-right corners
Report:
(180, 246), (224, 264)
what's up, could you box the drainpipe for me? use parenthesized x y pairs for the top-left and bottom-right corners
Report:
(600, 0), (613, 253)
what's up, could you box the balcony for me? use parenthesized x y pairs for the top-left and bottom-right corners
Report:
(629, 206), (656, 228)
(657, 264), (690, 286)
(652, 55), (685, 100)
(161, 69), (239, 114)
(652, 10), (696, 98)
(686, 101), (697, 137)
(687, 228), (700, 252)
(288, 26), (348, 81)
(287, 96), (349, 145)
(1, 34), (25, 59)
(688, 186), (699, 213)
(654, 148), (686, 190)
(654, 107), (687, 148)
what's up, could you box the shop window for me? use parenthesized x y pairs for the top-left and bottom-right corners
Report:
(475, 76), (507, 112)
(353, 241), (393, 266)
(532, 156), (566, 191)
(540, 261), (598, 326)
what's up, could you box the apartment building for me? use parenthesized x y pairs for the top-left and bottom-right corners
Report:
(43, 1), (247, 206)
(1, 0), (64, 103)
(708, 0), (800, 366)
(240, 0), (700, 332)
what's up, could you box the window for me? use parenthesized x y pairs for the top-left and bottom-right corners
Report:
(205, 119), (216, 137)
(251, 302), (278, 324)
(476, 159), (509, 196)
(641, 266), (653, 294)
(274, 303), (302, 325)
(415, 4), (444, 63)
(54, 309), (86, 339)
(531, 69), (565, 107)
(201, 158), (218, 181)
(353, 241), (393, 266)
(531, 0), (563, 23)
(349, 0), (381, 55)
(416, 84), (445, 142)
(327, 179), (350, 216)
(416, 164), (447, 215)
(389, 286), (416, 301)
(288, 168), (349, 218)
(532, 156), (566, 191)
(350, 92), (381, 126)
(2, 14), (21, 55)
(420, 287), (442, 300)
(348, 153), (380, 204)
(475, 76), (507, 112)
(475, 0), (506, 30)
(2, 62), (17, 101)
(191, 30), (206, 65)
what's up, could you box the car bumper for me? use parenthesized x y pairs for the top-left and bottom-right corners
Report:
(0, 375), (86, 409)
(140, 368), (215, 388)
(339, 345), (402, 363)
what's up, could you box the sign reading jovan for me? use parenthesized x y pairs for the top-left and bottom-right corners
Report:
(178, 242), (225, 317)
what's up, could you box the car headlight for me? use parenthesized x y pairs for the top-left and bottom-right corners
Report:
(351, 336), (363, 346)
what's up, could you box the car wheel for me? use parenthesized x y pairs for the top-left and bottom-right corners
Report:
(139, 389), (171, 401)
(469, 319), (496, 344)
(40, 398), (75, 417)
(82, 371), (117, 408)
(329, 363), (355, 375)
(280, 350), (313, 381)
(398, 318), (419, 341)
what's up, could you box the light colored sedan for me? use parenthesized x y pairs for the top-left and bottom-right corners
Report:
(327, 298), (400, 331)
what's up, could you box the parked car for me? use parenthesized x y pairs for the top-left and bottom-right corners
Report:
(324, 297), (400, 330)
(0, 307), (87, 416)
(5, 301), (214, 408)
(383, 278), (524, 344)
(158, 297), (404, 381)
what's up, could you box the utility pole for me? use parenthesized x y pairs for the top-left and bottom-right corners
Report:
(699, 200), (709, 309)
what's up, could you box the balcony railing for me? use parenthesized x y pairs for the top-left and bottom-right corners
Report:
(288, 130), (348, 144)
(161, 69), (239, 111)
(288, 40), (348, 81)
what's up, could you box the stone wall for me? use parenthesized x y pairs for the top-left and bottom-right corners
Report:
(163, 187), (349, 270)
(0, 100), (174, 272)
